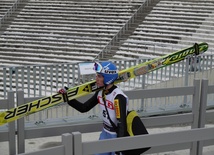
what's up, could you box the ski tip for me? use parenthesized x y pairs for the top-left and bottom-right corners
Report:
(197, 42), (209, 55)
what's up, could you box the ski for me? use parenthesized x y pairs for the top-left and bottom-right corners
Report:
(0, 42), (208, 126)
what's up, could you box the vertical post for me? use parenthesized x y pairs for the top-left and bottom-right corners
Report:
(191, 79), (201, 128)
(198, 79), (208, 127)
(197, 79), (208, 155)
(7, 91), (16, 155)
(3, 68), (7, 98)
(72, 64), (75, 86)
(61, 64), (65, 88)
(73, 132), (82, 155)
(62, 133), (73, 155)
(33, 66), (36, 96)
(44, 66), (47, 96)
(66, 64), (70, 87)
(190, 79), (200, 155)
(141, 75), (146, 111)
(15, 67), (19, 93)
(17, 90), (25, 154)
(184, 58), (189, 104)
(141, 57), (146, 111)
(9, 67), (13, 91)
(78, 64), (81, 85)
(27, 66), (31, 97)
(39, 66), (42, 96)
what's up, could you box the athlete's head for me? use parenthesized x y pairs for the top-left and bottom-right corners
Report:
(94, 61), (118, 85)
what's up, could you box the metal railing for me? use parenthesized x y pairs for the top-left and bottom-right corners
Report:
(0, 0), (25, 28)
(1, 54), (213, 99)
(0, 79), (213, 155)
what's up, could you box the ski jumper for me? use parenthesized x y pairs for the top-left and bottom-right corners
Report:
(67, 85), (128, 154)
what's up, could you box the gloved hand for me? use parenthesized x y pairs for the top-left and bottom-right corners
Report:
(58, 86), (69, 102)
(58, 86), (69, 94)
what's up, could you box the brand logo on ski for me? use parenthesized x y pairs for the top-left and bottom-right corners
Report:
(67, 88), (79, 99)
(91, 83), (100, 91)
(162, 48), (195, 65)
(4, 93), (63, 120)
(83, 85), (90, 92)
(82, 83), (100, 92)
(162, 43), (208, 65)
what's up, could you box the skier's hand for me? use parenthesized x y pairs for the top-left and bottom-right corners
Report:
(58, 86), (69, 94)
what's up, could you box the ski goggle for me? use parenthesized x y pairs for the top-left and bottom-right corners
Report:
(93, 62), (103, 73)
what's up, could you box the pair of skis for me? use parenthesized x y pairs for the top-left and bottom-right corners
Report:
(0, 42), (209, 126)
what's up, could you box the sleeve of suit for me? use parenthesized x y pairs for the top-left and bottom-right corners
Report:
(114, 94), (127, 137)
(67, 92), (99, 113)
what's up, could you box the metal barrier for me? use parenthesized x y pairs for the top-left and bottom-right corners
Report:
(0, 79), (214, 155)
(15, 128), (214, 155)
(1, 54), (213, 99)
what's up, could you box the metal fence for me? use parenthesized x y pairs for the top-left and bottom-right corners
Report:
(1, 54), (213, 97)
(0, 79), (213, 155)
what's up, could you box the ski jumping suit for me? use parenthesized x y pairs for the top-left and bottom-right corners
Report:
(67, 85), (128, 155)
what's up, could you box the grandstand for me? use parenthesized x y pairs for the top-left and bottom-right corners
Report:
(0, 0), (213, 66)
(0, 0), (143, 66)
(108, 0), (214, 59)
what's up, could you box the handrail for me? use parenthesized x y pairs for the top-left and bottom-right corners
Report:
(0, 0), (24, 28)
(94, 0), (158, 60)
